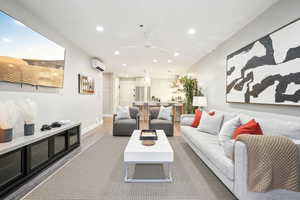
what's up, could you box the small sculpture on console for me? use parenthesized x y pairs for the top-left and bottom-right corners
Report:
(0, 101), (19, 142)
(19, 99), (38, 136)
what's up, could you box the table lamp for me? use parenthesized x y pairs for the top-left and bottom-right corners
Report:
(192, 96), (207, 110)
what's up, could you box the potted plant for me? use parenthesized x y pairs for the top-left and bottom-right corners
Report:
(19, 99), (37, 136)
(179, 75), (203, 114)
(0, 101), (19, 142)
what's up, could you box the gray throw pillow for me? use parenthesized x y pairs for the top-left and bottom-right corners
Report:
(157, 106), (172, 121)
(116, 106), (130, 119)
(197, 112), (223, 135)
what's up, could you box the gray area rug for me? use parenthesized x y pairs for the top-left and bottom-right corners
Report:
(24, 136), (236, 200)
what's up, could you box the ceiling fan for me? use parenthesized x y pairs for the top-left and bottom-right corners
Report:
(120, 24), (171, 54)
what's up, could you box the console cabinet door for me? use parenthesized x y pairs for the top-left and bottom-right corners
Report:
(29, 139), (50, 171)
(68, 126), (80, 148)
(53, 132), (67, 155)
(0, 149), (23, 188)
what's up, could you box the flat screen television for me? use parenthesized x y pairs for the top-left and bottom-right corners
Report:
(0, 10), (65, 88)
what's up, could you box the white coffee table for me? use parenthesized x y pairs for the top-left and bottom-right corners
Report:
(124, 130), (174, 183)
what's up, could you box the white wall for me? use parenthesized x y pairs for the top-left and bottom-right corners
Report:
(0, 1), (103, 136)
(119, 78), (135, 106)
(112, 76), (120, 113)
(103, 73), (113, 115)
(151, 78), (175, 102)
(188, 0), (300, 122)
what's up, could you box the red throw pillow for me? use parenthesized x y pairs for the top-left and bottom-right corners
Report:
(231, 119), (263, 139)
(191, 109), (202, 128)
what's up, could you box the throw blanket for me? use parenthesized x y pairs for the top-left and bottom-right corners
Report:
(236, 135), (300, 192)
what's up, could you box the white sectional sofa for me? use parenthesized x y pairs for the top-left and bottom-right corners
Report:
(180, 110), (300, 200)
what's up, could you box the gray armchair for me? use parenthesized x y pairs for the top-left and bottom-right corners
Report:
(148, 107), (174, 137)
(113, 107), (140, 136)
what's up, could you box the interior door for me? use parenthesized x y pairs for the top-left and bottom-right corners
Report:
(119, 78), (135, 106)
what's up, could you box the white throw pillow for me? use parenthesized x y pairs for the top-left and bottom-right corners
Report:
(157, 106), (172, 121)
(223, 140), (235, 160)
(197, 112), (224, 135)
(219, 116), (241, 146)
(116, 106), (130, 119)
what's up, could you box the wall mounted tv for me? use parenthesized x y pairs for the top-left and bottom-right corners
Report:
(0, 11), (65, 88)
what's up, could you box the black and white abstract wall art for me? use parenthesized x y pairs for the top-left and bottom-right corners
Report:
(226, 18), (300, 106)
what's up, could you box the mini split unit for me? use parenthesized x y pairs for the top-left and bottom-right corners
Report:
(91, 58), (105, 71)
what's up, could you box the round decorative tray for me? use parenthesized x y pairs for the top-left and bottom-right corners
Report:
(142, 140), (156, 146)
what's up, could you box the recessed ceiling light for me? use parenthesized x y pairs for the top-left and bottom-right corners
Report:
(122, 63), (127, 67)
(96, 25), (104, 32)
(153, 59), (158, 63)
(174, 52), (180, 57)
(167, 59), (172, 63)
(114, 50), (120, 55)
(187, 28), (196, 35)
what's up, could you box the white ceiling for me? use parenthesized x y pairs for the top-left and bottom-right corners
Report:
(17, 0), (278, 78)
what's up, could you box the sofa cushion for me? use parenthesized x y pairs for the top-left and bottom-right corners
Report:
(211, 109), (237, 123)
(181, 115), (195, 126)
(151, 119), (172, 125)
(129, 107), (139, 119)
(254, 118), (300, 140)
(197, 112), (224, 135)
(238, 113), (300, 139)
(149, 108), (160, 119)
(115, 118), (136, 125)
(223, 140), (235, 160)
(181, 126), (234, 180)
(151, 119), (173, 136)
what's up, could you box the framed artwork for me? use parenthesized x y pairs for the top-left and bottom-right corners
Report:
(0, 10), (65, 88)
(78, 74), (95, 94)
(226, 18), (300, 106)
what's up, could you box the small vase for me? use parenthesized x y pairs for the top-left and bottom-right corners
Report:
(0, 128), (13, 143)
(24, 124), (35, 136)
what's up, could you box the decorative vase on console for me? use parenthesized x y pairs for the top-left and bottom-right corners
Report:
(0, 101), (19, 143)
(19, 99), (38, 136)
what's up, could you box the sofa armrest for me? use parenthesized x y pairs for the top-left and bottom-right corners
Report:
(113, 114), (117, 123)
(136, 113), (140, 129)
(292, 139), (300, 165)
(234, 140), (300, 200)
(180, 114), (195, 126)
(234, 141), (248, 199)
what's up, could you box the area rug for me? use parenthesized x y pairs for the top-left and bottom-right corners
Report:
(23, 136), (236, 200)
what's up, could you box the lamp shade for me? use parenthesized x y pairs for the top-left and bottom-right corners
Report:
(192, 96), (207, 107)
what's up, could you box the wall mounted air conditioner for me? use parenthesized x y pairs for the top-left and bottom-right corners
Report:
(91, 58), (105, 72)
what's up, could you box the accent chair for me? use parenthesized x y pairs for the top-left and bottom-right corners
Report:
(113, 107), (140, 136)
(148, 107), (174, 136)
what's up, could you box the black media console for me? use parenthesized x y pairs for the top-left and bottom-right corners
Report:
(0, 123), (81, 198)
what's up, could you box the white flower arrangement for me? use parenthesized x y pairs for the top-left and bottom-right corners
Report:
(19, 99), (38, 124)
(0, 101), (19, 129)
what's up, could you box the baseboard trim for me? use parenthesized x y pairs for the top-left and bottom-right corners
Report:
(81, 118), (103, 135)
